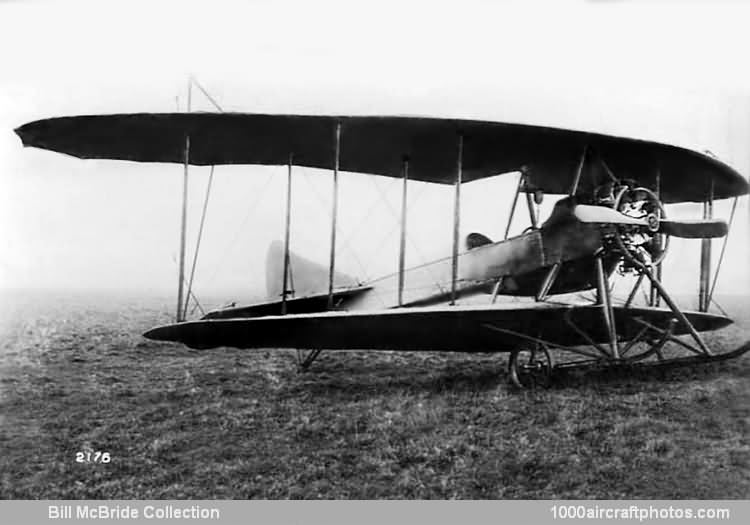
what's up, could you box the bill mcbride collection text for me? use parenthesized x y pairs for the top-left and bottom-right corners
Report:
(49, 504), (220, 520)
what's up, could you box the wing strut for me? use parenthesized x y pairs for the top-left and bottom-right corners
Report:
(182, 76), (225, 319)
(698, 179), (714, 312)
(525, 185), (539, 228)
(176, 134), (190, 322)
(450, 134), (463, 305)
(397, 157), (409, 306)
(176, 79), (192, 323)
(281, 154), (294, 314)
(183, 165), (214, 320)
(707, 195), (739, 308)
(649, 168), (662, 307)
(504, 171), (524, 240)
(568, 145), (588, 196)
(536, 262), (561, 302)
(596, 255), (619, 358)
(327, 122), (341, 309)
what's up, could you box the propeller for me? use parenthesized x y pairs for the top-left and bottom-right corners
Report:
(658, 219), (728, 239)
(573, 204), (728, 239)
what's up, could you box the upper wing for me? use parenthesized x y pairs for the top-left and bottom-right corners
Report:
(143, 303), (731, 351)
(15, 113), (747, 203)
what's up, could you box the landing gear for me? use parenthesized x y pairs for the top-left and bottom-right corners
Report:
(296, 349), (323, 371)
(508, 345), (554, 389)
(611, 187), (711, 357)
(484, 240), (740, 390)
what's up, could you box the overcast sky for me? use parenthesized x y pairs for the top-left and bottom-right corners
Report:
(0, 0), (748, 308)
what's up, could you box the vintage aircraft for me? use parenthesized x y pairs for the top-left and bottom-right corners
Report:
(15, 111), (750, 387)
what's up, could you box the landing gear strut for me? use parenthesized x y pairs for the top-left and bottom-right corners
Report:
(296, 349), (323, 371)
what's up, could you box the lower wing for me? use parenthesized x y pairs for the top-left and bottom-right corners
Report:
(144, 304), (731, 351)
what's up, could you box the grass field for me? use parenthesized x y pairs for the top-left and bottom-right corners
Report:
(0, 290), (748, 499)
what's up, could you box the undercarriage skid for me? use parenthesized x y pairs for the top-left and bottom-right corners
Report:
(488, 322), (749, 390)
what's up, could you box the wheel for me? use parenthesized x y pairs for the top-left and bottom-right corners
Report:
(508, 345), (554, 389)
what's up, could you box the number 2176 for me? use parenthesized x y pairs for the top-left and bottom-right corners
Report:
(75, 451), (111, 463)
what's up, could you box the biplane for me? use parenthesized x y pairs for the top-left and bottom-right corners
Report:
(15, 111), (750, 388)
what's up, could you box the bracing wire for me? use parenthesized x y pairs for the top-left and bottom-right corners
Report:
(299, 168), (373, 281)
(183, 165), (215, 319)
(170, 253), (206, 316)
(339, 177), (400, 254)
(203, 171), (277, 287)
(174, 75), (224, 315)
(180, 76), (280, 299)
(297, 168), (445, 295)
(399, 182), (451, 294)
(710, 297), (729, 318)
(338, 179), (448, 296)
(189, 76), (224, 112)
(707, 196), (739, 307)
(339, 176), (403, 283)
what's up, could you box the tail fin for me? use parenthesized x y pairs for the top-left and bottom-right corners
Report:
(266, 240), (359, 300)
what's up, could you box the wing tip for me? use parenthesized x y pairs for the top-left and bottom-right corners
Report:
(14, 125), (28, 145)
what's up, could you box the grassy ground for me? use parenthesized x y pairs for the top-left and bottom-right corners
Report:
(0, 292), (748, 499)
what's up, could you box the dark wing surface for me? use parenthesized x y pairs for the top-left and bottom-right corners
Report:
(143, 304), (731, 351)
(16, 113), (748, 203)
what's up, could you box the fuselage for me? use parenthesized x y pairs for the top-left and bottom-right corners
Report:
(205, 198), (620, 319)
(346, 208), (615, 310)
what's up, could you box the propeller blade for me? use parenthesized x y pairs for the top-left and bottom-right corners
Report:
(572, 205), (647, 227)
(573, 204), (728, 239)
(658, 219), (728, 239)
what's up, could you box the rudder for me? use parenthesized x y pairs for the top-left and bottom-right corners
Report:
(266, 240), (359, 300)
